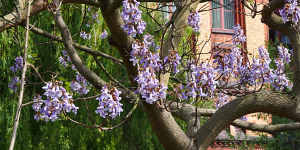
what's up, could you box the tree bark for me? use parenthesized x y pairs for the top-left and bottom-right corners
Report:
(195, 91), (299, 150)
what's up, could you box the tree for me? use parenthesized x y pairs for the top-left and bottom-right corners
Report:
(2, 0), (300, 150)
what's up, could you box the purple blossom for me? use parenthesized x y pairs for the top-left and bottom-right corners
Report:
(100, 30), (108, 39)
(277, 46), (291, 64)
(32, 96), (44, 111)
(80, 31), (91, 40)
(238, 46), (273, 85)
(130, 35), (161, 71)
(215, 93), (229, 109)
(184, 62), (217, 99)
(10, 56), (23, 73)
(59, 50), (71, 67)
(214, 47), (243, 78)
(33, 81), (78, 121)
(188, 11), (201, 32)
(269, 46), (292, 90)
(121, 0), (146, 37)
(8, 76), (20, 92)
(96, 86), (123, 119)
(59, 50), (78, 71)
(70, 73), (89, 95)
(279, 9), (289, 23)
(232, 25), (246, 45)
(279, 0), (300, 24)
(129, 35), (167, 103)
(59, 56), (68, 67)
(135, 67), (167, 104)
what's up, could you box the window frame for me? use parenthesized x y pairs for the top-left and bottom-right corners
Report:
(211, 0), (236, 34)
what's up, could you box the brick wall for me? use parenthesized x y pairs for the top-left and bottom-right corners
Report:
(197, 0), (272, 144)
(245, 1), (269, 57)
(197, 2), (212, 61)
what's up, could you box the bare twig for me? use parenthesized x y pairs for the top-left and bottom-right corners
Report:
(93, 56), (127, 89)
(28, 63), (46, 83)
(27, 25), (124, 65)
(9, 1), (31, 149)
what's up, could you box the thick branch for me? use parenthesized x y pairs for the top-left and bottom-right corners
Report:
(53, 0), (138, 103)
(100, 1), (194, 150)
(261, 0), (294, 35)
(232, 120), (300, 133)
(53, 3), (106, 89)
(194, 91), (299, 150)
(99, 1), (136, 81)
(289, 33), (300, 113)
(169, 103), (300, 134)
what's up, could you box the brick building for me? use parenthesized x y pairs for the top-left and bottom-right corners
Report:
(196, 0), (272, 149)
(157, 0), (272, 149)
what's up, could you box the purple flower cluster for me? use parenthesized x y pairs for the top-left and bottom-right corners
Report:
(232, 25), (246, 45)
(59, 50), (70, 67)
(185, 63), (217, 99)
(215, 93), (229, 109)
(59, 50), (76, 70)
(279, 0), (300, 24)
(136, 68), (167, 104)
(271, 46), (292, 90)
(244, 46), (272, 85)
(58, 51), (90, 94)
(242, 46), (292, 90)
(121, 0), (146, 37)
(130, 35), (167, 104)
(188, 11), (201, 32)
(95, 86), (123, 119)
(8, 56), (23, 92)
(212, 24), (292, 94)
(32, 81), (78, 121)
(163, 50), (181, 74)
(130, 35), (161, 69)
(214, 47), (243, 78)
(10, 56), (23, 73)
(213, 25), (246, 80)
(70, 73), (90, 95)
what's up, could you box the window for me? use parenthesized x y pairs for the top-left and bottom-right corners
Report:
(160, 3), (176, 20)
(212, 0), (235, 32)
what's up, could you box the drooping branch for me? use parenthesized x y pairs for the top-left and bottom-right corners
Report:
(53, 2), (106, 89)
(93, 56), (126, 88)
(194, 91), (300, 150)
(28, 25), (124, 65)
(53, 0), (138, 103)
